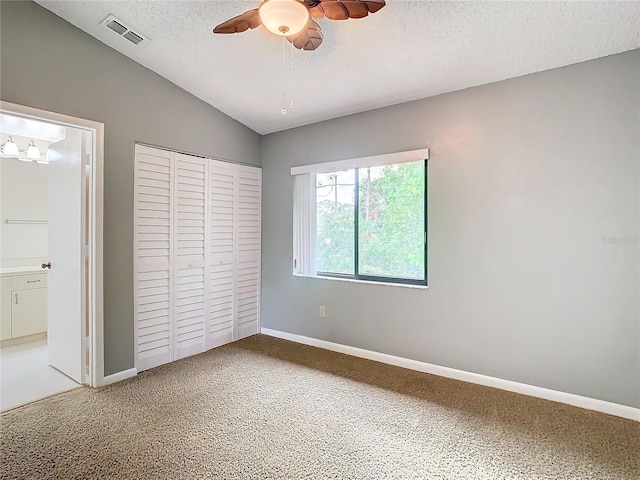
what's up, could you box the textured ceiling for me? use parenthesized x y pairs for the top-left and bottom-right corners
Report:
(35, 1), (639, 135)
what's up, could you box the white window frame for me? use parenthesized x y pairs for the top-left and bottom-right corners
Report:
(292, 148), (429, 285)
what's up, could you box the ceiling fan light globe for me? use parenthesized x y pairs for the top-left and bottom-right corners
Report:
(259, 0), (309, 37)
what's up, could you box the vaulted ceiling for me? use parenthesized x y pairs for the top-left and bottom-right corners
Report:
(35, 1), (640, 134)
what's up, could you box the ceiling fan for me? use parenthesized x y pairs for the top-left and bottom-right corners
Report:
(213, 0), (386, 51)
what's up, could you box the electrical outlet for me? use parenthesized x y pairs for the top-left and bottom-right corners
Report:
(319, 306), (326, 318)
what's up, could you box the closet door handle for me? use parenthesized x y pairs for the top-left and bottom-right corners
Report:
(15, 293), (18, 305)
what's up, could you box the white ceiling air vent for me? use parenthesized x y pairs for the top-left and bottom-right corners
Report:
(101, 15), (148, 46)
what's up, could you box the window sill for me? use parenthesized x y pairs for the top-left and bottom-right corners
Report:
(293, 273), (428, 290)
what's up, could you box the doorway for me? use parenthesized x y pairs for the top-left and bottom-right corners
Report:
(0, 101), (104, 411)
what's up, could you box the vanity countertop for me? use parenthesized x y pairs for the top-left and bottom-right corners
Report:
(0, 266), (47, 276)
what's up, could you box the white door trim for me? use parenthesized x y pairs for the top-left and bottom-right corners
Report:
(1, 100), (104, 388)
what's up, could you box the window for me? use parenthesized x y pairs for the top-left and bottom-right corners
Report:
(293, 149), (428, 286)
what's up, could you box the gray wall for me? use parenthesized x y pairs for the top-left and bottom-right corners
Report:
(261, 50), (640, 408)
(0, 1), (261, 375)
(2, 2), (638, 409)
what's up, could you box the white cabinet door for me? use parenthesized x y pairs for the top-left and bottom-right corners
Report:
(207, 160), (236, 349)
(173, 154), (207, 360)
(134, 146), (174, 372)
(1, 277), (12, 340)
(235, 165), (261, 340)
(11, 288), (47, 337)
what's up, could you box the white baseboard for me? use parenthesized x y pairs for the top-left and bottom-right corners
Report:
(261, 328), (640, 422)
(98, 368), (137, 387)
(0, 332), (47, 349)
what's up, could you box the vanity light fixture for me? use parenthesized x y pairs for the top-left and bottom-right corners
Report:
(26, 140), (41, 160)
(2, 136), (19, 156)
(2, 137), (48, 164)
(37, 149), (50, 165)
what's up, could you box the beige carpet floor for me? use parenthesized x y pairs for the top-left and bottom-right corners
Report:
(1, 334), (638, 479)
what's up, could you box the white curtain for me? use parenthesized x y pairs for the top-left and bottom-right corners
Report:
(293, 173), (317, 276)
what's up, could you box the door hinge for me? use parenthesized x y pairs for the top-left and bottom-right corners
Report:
(84, 245), (90, 257)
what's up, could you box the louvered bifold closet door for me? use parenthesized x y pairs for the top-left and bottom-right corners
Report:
(173, 153), (208, 360)
(134, 145), (174, 371)
(235, 165), (261, 339)
(207, 160), (235, 348)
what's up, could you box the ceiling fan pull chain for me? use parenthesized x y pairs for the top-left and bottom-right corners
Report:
(281, 36), (288, 115)
(289, 40), (296, 110)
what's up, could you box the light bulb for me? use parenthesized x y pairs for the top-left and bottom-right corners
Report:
(3, 136), (19, 156)
(26, 140), (41, 160)
(259, 0), (309, 36)
(281, 108), (288, 115)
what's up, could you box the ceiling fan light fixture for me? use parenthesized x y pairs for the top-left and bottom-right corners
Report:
(259, 0), (309, 36)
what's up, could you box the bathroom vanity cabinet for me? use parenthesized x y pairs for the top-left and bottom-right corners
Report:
(0, 269), (47, 341)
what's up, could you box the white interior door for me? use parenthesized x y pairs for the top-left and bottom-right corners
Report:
(134, 146), (174, 372)
(173, 153), (207, 359)
(133, 145), (262, 372)
(47, 129), (85, 383)
(207, 160), (236, 349)
(235, 165), (261, 340)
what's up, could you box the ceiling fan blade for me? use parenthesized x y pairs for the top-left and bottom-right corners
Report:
(308, 7), (325, 19)
(313, 0), (385, 20)
(287, 20), (323, 51)
(302, 0), (326, 18)
(213, 8), (262, 34)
